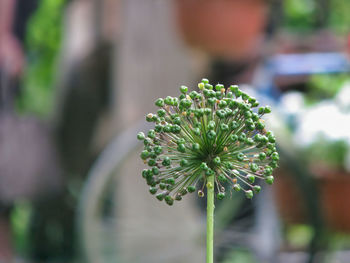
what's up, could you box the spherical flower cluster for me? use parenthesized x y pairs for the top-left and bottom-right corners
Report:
(137, 79), (279, 206)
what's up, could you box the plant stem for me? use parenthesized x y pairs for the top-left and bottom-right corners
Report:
(206, 175), (215, 263)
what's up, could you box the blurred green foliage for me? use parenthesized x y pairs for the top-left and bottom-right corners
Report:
(286, 224), (314, 248)
(17, 0), (66, 117)
(284, 0), (350, 34)
(303, 138), (348, 170)
(11, 202), (31, 256)
(306, 74), (350, 103)
(328, 0), (350, 34)
(284, 0), (317, 32)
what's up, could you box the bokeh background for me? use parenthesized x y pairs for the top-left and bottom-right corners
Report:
(0, 0), (350, 263)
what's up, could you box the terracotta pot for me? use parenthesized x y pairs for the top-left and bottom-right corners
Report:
(174, 0), (268, 60)
(274, 169), (350, 233)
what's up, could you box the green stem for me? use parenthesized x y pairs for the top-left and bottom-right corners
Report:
(206, 175), (215, 263)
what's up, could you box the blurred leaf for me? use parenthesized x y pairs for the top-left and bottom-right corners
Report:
(17, 0), (66, 117)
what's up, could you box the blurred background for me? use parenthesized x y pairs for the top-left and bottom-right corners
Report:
(0, 0), (350, 262)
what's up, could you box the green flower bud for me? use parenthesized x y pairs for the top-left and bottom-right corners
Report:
(164, 96), (173, 105)
(213, 157), (221, 165)
(208, 97), (216, 105)
(166, 198), (174, 206)
(192, 143), (200, 151)
(137, 132), (145, 140)
(193, 127), (201, 136)
(220, 123), (229, 131)
(201, 78), (209, 84)
(180, 85), (188, 94)
(247, 175), (255, 183)
(238, 133), (247, 142)
(177, 144), (186, 153)
(176, 138), (185, 145)
(253, 185), (261, 193)
(204, 108), (212, 115)
(229, 85), (241, 97)
(142, 169), (148, 178)
(148, 159), (157, 167)
(245, 190), (254, 199)
(208, 120), (216, 130)
(205, 168), (214, 176)
(207, 130), (216, 140)
(264, 166), (273, 176)
(264, 106), (271, 113)
(256, 121), (265, 130)
(156, 192), (165, 201)
(236, 153), (245, 161)
(155, 124), (163, 132)
(162, 157), (171, 166)
(233, 184), (241, 191)
(270, 161), (278, 168)
(271, 152), (279, 161)
(140, 150), (149, 160)
(175, 194), (183, 201)
(246, 138), (255, 145)
(241, 93), (249, 101)
(167, 178), (175, 185)
(250, 163), (259, 172)
(230, 121), (239, 130)
(200, 162), (208, 170)
(143, 138), (152, 146)
(148, 129), (156, 139)
(187, 185), (196, 193)
(180, 159), (189, 167)
(218, 174), (227, 182)
(152, 167), (159, 175)
(216, 109), (226, 119)
(155, 98), (164, 107)
(205, 83), (213, 90)
(215, 84), (224, 91)
(259, 152), (266, 160)
(215, 91), (223, 99)
(265, 176), (274, 185)
(217, 192), (225, 200)
(218, 100), (227, 108)
(157, 109), (166, 117)
(171, 124), (181, 134)
(149, 187), (158, 195)
(180, 188), (188, 196)
(146, 113), (154, 122)
(268, 134), (276, 143)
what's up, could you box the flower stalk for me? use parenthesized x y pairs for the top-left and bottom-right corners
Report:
(206, 174), (215, 263)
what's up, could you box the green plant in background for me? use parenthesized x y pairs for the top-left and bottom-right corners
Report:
(328, 0), (350, 34)
(137, 79), (279, 263)
(17, 0), (66, 117)
(283, 0), (316, 32)
(306, 74), (350, 104)
(304, 139), (348, 170)
(283, 0), (350, 34)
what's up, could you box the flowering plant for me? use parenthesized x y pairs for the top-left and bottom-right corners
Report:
(137, 79), (278, 262)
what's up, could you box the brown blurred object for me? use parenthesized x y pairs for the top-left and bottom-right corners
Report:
(0, 114), (62, 203)
(274, 168), (350, 233)
(174, 0), (268, 60)
(0, 0), (24, 77)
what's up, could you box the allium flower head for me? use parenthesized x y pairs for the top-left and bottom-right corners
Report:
(137, 79), (279, 206)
